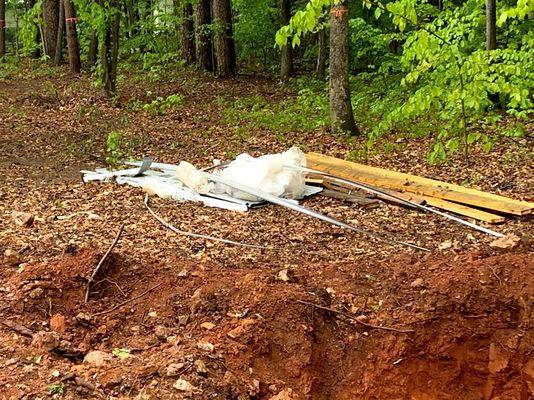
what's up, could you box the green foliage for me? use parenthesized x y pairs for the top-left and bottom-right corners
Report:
(48, 383), (65, 395)
(18, 0), (42, 55)
(105, 130), (122, 165)
(128, 93), (184, 116)
(219, 80), (329, 141)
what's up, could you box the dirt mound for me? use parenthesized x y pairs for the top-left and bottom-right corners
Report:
(1, 248), (532, 399)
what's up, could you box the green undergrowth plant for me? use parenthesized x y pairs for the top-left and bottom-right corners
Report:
(127, 93), (184, 116)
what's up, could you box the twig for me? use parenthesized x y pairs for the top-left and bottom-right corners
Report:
(85, 223), (125, 302)
(144, 194), (271, 250)
(0, 319), (34, 337)
(93, 278), (127, 297)
(296, 300), (414, 334)
(91, 282), (163, 317)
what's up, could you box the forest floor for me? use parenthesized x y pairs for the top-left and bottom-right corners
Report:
(0, 61), (533, 399)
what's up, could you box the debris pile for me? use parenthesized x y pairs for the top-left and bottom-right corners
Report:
(82, 147), (534, 251)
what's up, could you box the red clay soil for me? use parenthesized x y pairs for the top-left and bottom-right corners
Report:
(1, 245), (532, 399)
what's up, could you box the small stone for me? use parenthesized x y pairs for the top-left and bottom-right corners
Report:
(50, 314), (67, 335)
(12, 211), (34, 227)
(178, 315), (189, 326)
(196, 341), (214, 352)
(200, 322), (215, 331)
(410, 278), (424, 288)
(28, 287), (44, 299)
(165, 363), (185, 377)
(173, 378), (195, 392)
(31, 331), (60, 351)
(194, 359), (208, 376)
(488, 343), (508, 374)
(154, 325), (170, 339)
(84, 350), (112, 367)
(177, 269), (188, 277)
(75, 313), (92, 323)
(277, 269), (292, 282)
(227, 318), (257, 339)
(148, 311), (158, 318)
(4, 249), (23, 267)
(166, 335), (181, 345)
(51, 370), (61, 378)
(271, 388), (298, 400)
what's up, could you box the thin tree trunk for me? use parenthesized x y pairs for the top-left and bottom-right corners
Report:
(195, 0), (213, 71)
(0, 0), (5, 57)
(101, 4), (120, 96)
(43, 0), (59, 57)
(316, 25), (327, 78)
(63, 0), (81, 73)
(212, 0), (236, 77)
(278, 0), (293, 78)
(53, 1), (65, 65)
(88, 29), (98, 68)
(180, 1), (195, 63)
(486, 0), (496, 50)
(329, 1), (358, 135)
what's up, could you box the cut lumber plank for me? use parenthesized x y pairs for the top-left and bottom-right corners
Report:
(306, 153), (534, 216)
(320, 189), (380, 208)
(421, 196), (506, 224)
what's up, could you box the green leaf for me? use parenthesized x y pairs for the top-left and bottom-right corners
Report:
(112, 348), (132, 359)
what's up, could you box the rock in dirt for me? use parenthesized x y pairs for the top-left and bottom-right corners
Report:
(490, 233), (520, 249)
(28, 287), (45, 299)
(410, 278), (424, 288)
(84, 350), (112, 367)
(277, 269), (293, 282)
(154, 325), (171, 339)
(227, 318), (257, 339)
(271, 388), (299, 400)
(197, 341), (215, 352)
(31, 331), (60, 351)
(3, 249), (24, 266)
(200, 322), (215, 331)
(488, 343), (509, 374)
(12, 211), (34, 227)
(50, 313), (67, 334)
(194, 359), (208, 376)
(173, 378), (196, 392)
(165, 363), (185, 377)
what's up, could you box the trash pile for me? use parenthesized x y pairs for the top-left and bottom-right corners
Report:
(82, 147), (534, 252)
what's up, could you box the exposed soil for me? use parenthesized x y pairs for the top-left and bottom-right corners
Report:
(1, 63), (533, 399)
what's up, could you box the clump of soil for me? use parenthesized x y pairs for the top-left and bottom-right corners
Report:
(1, 247), (532, 399)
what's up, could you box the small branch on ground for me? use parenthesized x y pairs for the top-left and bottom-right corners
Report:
(296, 300), (415, 334)
(85, 223), (125, 302)
(91, 282), (163, 317)
(0, 319), (34, 337)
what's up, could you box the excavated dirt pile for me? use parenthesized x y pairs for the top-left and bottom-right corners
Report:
(1, 247), (533, 399)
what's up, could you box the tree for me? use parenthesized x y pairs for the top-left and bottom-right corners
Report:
(87, 29), (98, 68)
(0, 0), (5, 57)
(329, 1), (357, 134)
(486, 0), (496, 50)
(53, 1), (64, 65)
(213, 0), (236, 76)
(42, 0), (59, 57)
(316, 25), (327, 78)
(195, 0), (213, 71)
(63, 0), (81, 73)
(101, 2), (120, 96)
(179, 0), (195, 63)
(279, 0), (293, 78)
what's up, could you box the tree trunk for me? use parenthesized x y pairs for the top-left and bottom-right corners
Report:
(316, 25), (327, 78)
(180, 1), (195, 63)
(63, 0), (81, 73)
(43, 0), (59, 57)
(194, 0), (213, 71)
(53, 1), (65, 65)
(88, 29), (98, 68)
(329, 1), (358, 135)
(0, 0), (5, 57)
(278, 0), (293, 78)
(101, 4), (121, 96)
(212, 0), (236, 77)
(486, 0), (496, 50)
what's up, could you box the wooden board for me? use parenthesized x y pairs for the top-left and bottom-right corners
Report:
(306, 153), (534, 216)
(421, 196), (506, 224)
